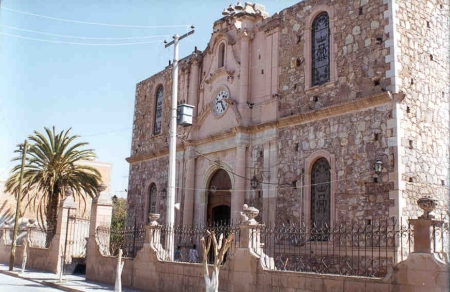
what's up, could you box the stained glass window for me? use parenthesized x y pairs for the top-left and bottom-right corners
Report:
(311, 158), (331, 226)
(312, 12), (330, 86)
(148, 183), (157, 214)
(154, 86), (163, 135)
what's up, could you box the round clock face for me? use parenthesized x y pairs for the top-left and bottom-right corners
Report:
(214, 90), (229, 115)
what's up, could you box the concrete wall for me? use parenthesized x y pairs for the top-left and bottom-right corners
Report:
(84, 234), (449, 292)
(0, 241), (58, 273)
(86, 211), (449, 292)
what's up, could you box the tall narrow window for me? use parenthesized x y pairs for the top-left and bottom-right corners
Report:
(312, 12), (330, 86)
(218, 43), (225, 68)
(148, 183), (157, 214)
(311, 158), (331, 226)
(153, 85), (163, 135)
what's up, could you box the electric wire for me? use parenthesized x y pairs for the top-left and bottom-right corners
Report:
(0, 25), (171, 40)
(1, 6), (191, 29)
(80, 127), (132, 137)
(0, 31), (166, 46)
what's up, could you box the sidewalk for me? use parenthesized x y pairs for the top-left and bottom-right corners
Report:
(0, 263), (140, 292)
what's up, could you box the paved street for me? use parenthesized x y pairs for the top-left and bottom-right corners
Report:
(0, 271), (61, 292)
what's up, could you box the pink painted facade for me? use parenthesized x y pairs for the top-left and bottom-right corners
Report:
(126, 1), (449, 229)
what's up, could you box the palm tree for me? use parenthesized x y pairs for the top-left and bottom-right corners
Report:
(5, 127), (101, 244)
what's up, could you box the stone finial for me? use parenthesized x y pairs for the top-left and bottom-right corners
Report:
(64, 187), (74, 197)
(97, 184), (107, 193)
(61, 193), (77, 209)
(27, 219), (36, 228)
(93, 184), (112, 205)
(148, 213), (160, 226)
(417, 197), (438, 220)
(240, 204), (259, 225)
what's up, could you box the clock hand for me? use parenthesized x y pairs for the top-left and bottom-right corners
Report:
(221, 101), (225, 110)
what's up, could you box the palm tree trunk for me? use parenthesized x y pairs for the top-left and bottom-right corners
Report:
(45, 189), (60, 247)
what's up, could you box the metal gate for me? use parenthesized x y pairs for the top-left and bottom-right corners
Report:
(63, 212), (90, 274)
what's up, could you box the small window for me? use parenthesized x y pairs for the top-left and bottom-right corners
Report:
(154, 85), (163, 135)
(148, 183), (157, 214)
(311, 12), (330, 86)
(218, 43), (225, 68)
(311, 157), (331, 226)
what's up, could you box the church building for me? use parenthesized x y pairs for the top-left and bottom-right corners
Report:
(125, 0), (449, 229)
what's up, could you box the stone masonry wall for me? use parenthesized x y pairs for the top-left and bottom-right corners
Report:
(276, 105), (395, 225)
(126, 157), (168, 228)
(276, 0), (391, 118)
(396, 0), (450, 218)
(132, 67), (179, 157)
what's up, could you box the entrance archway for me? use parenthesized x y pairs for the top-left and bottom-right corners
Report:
(207, 169), (231, 225)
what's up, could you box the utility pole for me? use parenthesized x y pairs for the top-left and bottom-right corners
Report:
(164, 27), (194, 261)
(9, 140), (28, 271)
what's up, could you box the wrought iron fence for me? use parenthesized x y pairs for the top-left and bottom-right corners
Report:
(94, 216), (449, 278)
(96, 224), (146, 257)
(28, 227), (54, 248)
(250, 218), (413, 277)
(166, 222), (241, 263)
(96, 222), (241, 261)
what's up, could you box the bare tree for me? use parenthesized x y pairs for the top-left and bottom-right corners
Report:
(200, 230), (234, 292)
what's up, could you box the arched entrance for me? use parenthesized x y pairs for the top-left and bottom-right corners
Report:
(207, 169), (231, 225)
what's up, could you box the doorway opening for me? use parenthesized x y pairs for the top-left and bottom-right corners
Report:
(207, 169), (232, 225)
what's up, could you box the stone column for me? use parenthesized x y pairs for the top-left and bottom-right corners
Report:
(188, 55), (201, 117)
(143, 213), (166, 260)
(238, 30), (252, 125)
(88, 185), (113, 239)
(86, 185), (112, 279)
(391, 198), (448, 291)
(409, 219), (443, 253)
(182, 147), (196, 226)
(49, 192), (77, 274)
(232, 145), (246, 223)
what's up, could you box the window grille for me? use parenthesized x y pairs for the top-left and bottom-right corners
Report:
(154, 86), (163, 135)
(312, 12), (330, 86)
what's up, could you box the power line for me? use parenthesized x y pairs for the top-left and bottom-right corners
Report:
(1, 6), (190, 29)
(0, 31), (165, 46)
(80, 127), (132, 137)
(0, 25), (171, 40)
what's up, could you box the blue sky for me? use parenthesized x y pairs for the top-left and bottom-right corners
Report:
(0, 0), (297, 198)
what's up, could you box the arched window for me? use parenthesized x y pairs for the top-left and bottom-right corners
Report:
(153, 85), (163, 135)
(148, 183), (157, 214)
(311, 12), (330, 86)
(218, 43), (225, 68)
(311, 158), (331, 226)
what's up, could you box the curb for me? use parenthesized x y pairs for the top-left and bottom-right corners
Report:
(43, 280), (84, 292)
(0, 269), (85, 292)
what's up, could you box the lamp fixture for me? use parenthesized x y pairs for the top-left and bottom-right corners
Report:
(160, 188), (167, 198)
(251, 176), (260, 189)
(374, 160), (383, 174)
